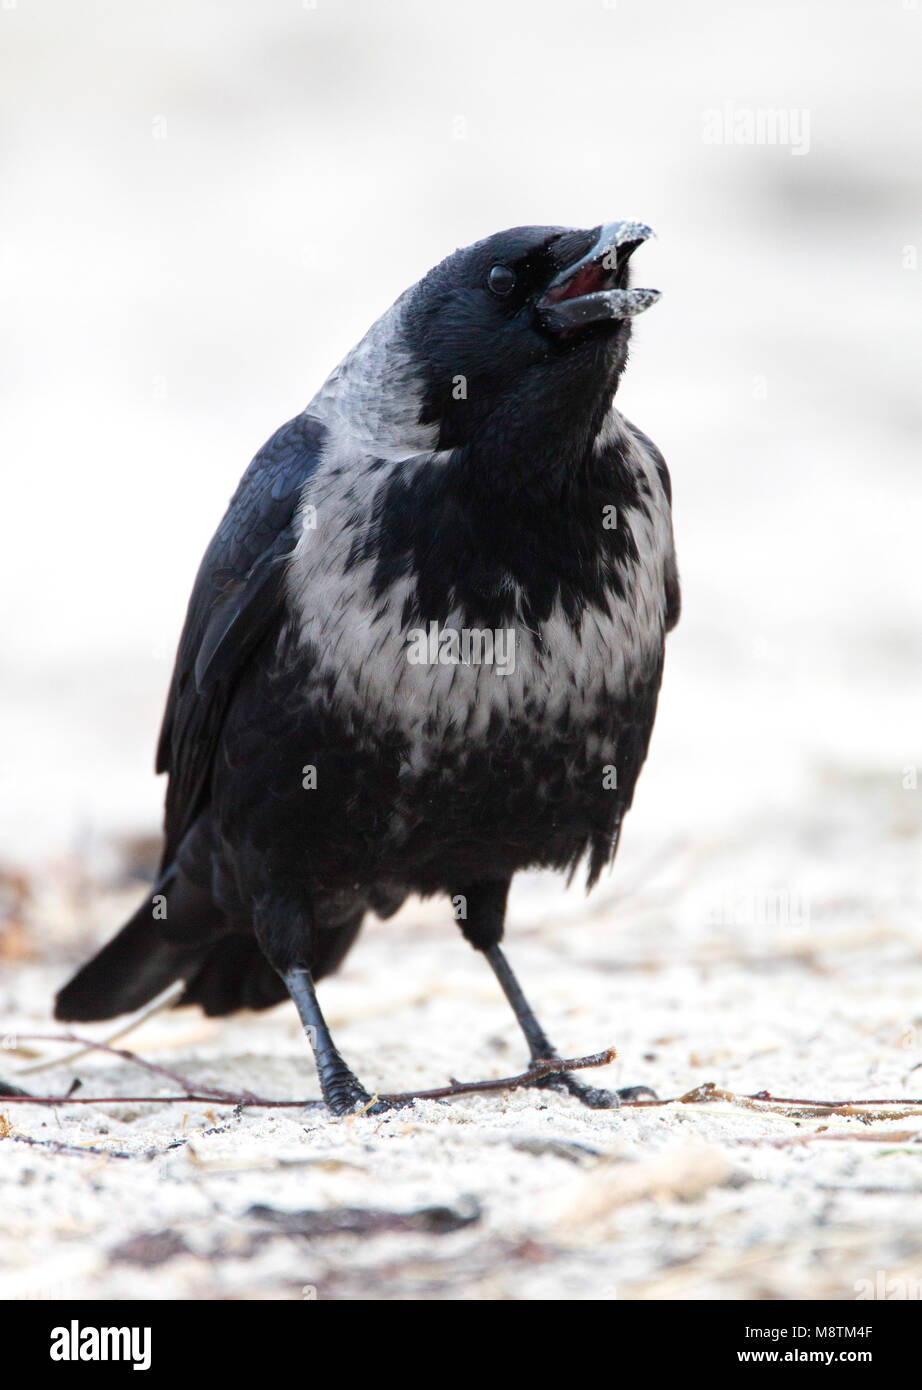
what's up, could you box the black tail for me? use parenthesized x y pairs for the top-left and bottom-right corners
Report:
(54, 872), (227, 1023)
(55, 875), (368, 1023)
(175, 902), (366, 1015)
(178, 935), (287, 1016)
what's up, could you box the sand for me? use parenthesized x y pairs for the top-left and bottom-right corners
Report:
(2, 778), (920, 1300)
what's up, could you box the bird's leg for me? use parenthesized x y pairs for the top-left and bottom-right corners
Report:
(454, 882), (650, 1109)
(483, 943), (656, 1110)
(280, 965), (381, 1116)
(255, 894), (390, 1116)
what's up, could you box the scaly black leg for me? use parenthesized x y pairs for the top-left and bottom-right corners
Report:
(280, 965), (381, 1116)
(256, 892), (394, 1116)
(484, 943), (656, 1109)
(454, 882), (647, 1109)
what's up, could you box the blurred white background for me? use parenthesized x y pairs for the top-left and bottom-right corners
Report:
(1, 0), (919, 863)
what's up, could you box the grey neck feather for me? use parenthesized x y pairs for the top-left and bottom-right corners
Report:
(307, 295), (440, 461)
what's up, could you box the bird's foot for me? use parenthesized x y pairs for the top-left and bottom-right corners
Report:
(614, 1084), (659, 1102)
(533, 1067), (657, 1110)
(321, 1074), (407, 1118)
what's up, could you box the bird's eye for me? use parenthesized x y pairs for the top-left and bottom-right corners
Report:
(487, 264), (516, 297)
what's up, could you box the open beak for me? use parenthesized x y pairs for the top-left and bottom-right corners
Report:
(537, 221), (660, 333)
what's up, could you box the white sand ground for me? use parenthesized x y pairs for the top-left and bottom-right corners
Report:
(1, 769), (920, 1301)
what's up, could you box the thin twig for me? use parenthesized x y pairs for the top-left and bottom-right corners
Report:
(5, 1132), (137, 1160)
(379, 1049), (618, 1103)
(747, 1089), (922, 1107)
(1, 1092), (312, 1108)
(676, 1083), (922, 1119)
(0, 1046), (618, 1110)
(3, 1033), (922, 1119)
(13, 1031), (259, 1104)
(16, 981), (185, 1076)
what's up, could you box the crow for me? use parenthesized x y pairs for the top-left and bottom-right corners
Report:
(56, 221), (680, 1115)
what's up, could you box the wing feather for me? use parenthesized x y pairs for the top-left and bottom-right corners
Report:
(156, 413), (326, 864)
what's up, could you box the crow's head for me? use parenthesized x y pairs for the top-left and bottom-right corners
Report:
(401, 221), (660, 463)
(315, 222), (660, 487)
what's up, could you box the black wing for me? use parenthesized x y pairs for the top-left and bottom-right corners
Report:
(156, 412), (326, 864)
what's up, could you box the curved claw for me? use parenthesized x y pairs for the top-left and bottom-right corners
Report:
(325, 1085), (410, 1118)
(616, 1084), (658, 1103)
(534, 1071), (659, 1110)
